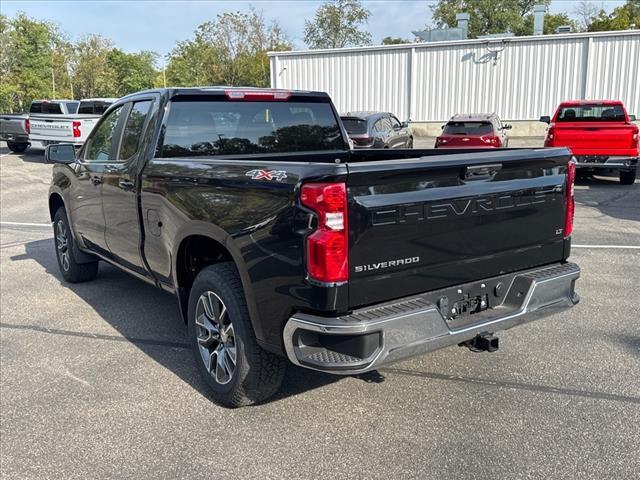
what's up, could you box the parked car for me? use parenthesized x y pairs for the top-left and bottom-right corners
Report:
(29, 98), (117, 149)
(47, 87), (580, 407)
(435, 113), (511, 148)
(540, 100), (638, 185)
(340, 111), (413, 148)
(1, 100), (80, 153)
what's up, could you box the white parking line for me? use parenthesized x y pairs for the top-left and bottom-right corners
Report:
(0, 221), (51, 227)
(573, 244), (640, 250)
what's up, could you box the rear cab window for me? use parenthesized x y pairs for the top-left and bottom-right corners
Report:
(65, 102), (79, 114)
(31, 102), (65, 114)
(443, 122), (494, 135)
(78, 101), (112, 115)
(556, 104), (626, 122)
(161, 97), (344, 157)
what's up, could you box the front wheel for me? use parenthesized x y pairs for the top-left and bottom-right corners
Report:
(6, 141), (28, 153)
(188, 263), (286, 407)
(406, 137), (414, 149)
(53, 207), (99, 283)
(620, 169), (637, 185)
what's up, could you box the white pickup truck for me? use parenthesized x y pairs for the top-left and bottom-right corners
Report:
(1, 100), (79, 152)
(28, 98), (117, 149)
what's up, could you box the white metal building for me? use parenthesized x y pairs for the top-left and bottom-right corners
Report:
(269, 30), (640, 129)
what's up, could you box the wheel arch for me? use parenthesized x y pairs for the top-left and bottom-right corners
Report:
(171, 223), (264, 344)
(49, 192), (65, 221)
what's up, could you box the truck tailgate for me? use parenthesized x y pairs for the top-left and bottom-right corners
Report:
(346, 148), (570, 308)
(553, 122), (637, 156)
(29, 115), (99, 141)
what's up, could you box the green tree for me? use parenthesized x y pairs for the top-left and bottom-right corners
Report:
(0, 13), (72, 112)
(431, 0), (552, 38)
(515, 12), (577, 35)
(166, 9), (290, 87)
(106, 49), (157, 97)
(382, 36), (411, 45)
(304, 0), (371, 49)
(70, 34), (114, 98)
(588, 0), (640, 31)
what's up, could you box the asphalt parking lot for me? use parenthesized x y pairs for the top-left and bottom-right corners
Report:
(1, 141), (639, 479)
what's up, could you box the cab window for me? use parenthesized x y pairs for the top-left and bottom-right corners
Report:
(119, 101), (152, 160)
(83, 106), (124, 162)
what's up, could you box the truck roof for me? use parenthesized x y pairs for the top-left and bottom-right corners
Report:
(449, 113), (497, 122)
(118, 86), (330, 102)
(558, 100), (623, 106)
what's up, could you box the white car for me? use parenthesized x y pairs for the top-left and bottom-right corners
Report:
(29, 98), (118, 148)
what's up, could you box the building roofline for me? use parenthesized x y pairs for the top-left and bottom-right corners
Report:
(268, 29), (640, 57)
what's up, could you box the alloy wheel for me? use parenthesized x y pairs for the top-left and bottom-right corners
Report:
(195, 291), (236, 385)
(56, 221), (70, 272)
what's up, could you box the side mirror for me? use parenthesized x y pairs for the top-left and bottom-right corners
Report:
(503, 124), (512, 130)
(441, 124), (445, 130)
(539, 116), (551, 124)
(400, 121), (409, 128)
(45, 144), (76, 164)
(629, 114), (636, 122)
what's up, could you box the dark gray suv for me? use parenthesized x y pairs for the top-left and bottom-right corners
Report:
(341, 111), (413, 149)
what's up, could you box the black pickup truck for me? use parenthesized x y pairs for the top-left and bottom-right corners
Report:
(47, 87), (580, 407)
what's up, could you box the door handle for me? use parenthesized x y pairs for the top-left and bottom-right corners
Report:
(90, 175), (102, 186)
(118, 179), (134, 191)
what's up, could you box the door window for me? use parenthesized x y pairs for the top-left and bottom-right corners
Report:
(390, 116), (401, 129)
(83, 106), (124, 162)
(119, 101), (152, 160)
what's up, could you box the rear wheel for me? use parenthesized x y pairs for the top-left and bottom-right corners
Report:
(188, 263), (286, 407)
(6, 141), (28, 153)
(620, 169), (637, 185)
(53, 207), (99, 283)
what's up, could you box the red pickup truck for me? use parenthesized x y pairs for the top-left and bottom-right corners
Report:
(541, 100), (638, 185)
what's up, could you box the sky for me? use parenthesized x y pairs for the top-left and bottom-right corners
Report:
(1, 0), (627, 60)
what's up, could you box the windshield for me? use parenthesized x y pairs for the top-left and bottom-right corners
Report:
(443, 121), (493, 135)
(557, 104), (626, 122)
(161, 100), (344, 157)
(341, 118), (368, 135)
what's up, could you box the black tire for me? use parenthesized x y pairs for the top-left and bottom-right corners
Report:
(406, 137), (414, 149)
(620, 169), (637, 185)
(7, 141), (28, 153)
(188, 263), (286, 407)
(53, 207), (99, 283)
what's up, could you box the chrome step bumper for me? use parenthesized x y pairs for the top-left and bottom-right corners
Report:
(283, 262), (580, 374)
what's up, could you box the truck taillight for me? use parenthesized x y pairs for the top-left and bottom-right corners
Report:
(300, 182), (349, 283)
(545, 127), (555, 147)
(632, 125), (639, 147)
(72, 121), (81, 138)
(564, 160), (576, 238)
(24, 119), (30, 134)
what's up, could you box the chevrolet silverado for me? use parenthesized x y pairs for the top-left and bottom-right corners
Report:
(541, 100), (638, 184)
(47, 87), (581, 407)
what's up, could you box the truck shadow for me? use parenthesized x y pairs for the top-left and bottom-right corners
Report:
(1, 147), (47, 163)
(11, 238), (350, 405)
(575, 175), (640, 223)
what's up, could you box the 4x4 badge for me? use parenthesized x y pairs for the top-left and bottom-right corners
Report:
(245, 169), (288, 181)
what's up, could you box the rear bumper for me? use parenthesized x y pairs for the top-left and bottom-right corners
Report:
(575, 155), (638, 170)
(0, 134), (29, 143)
(283, 262), (580, 374)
